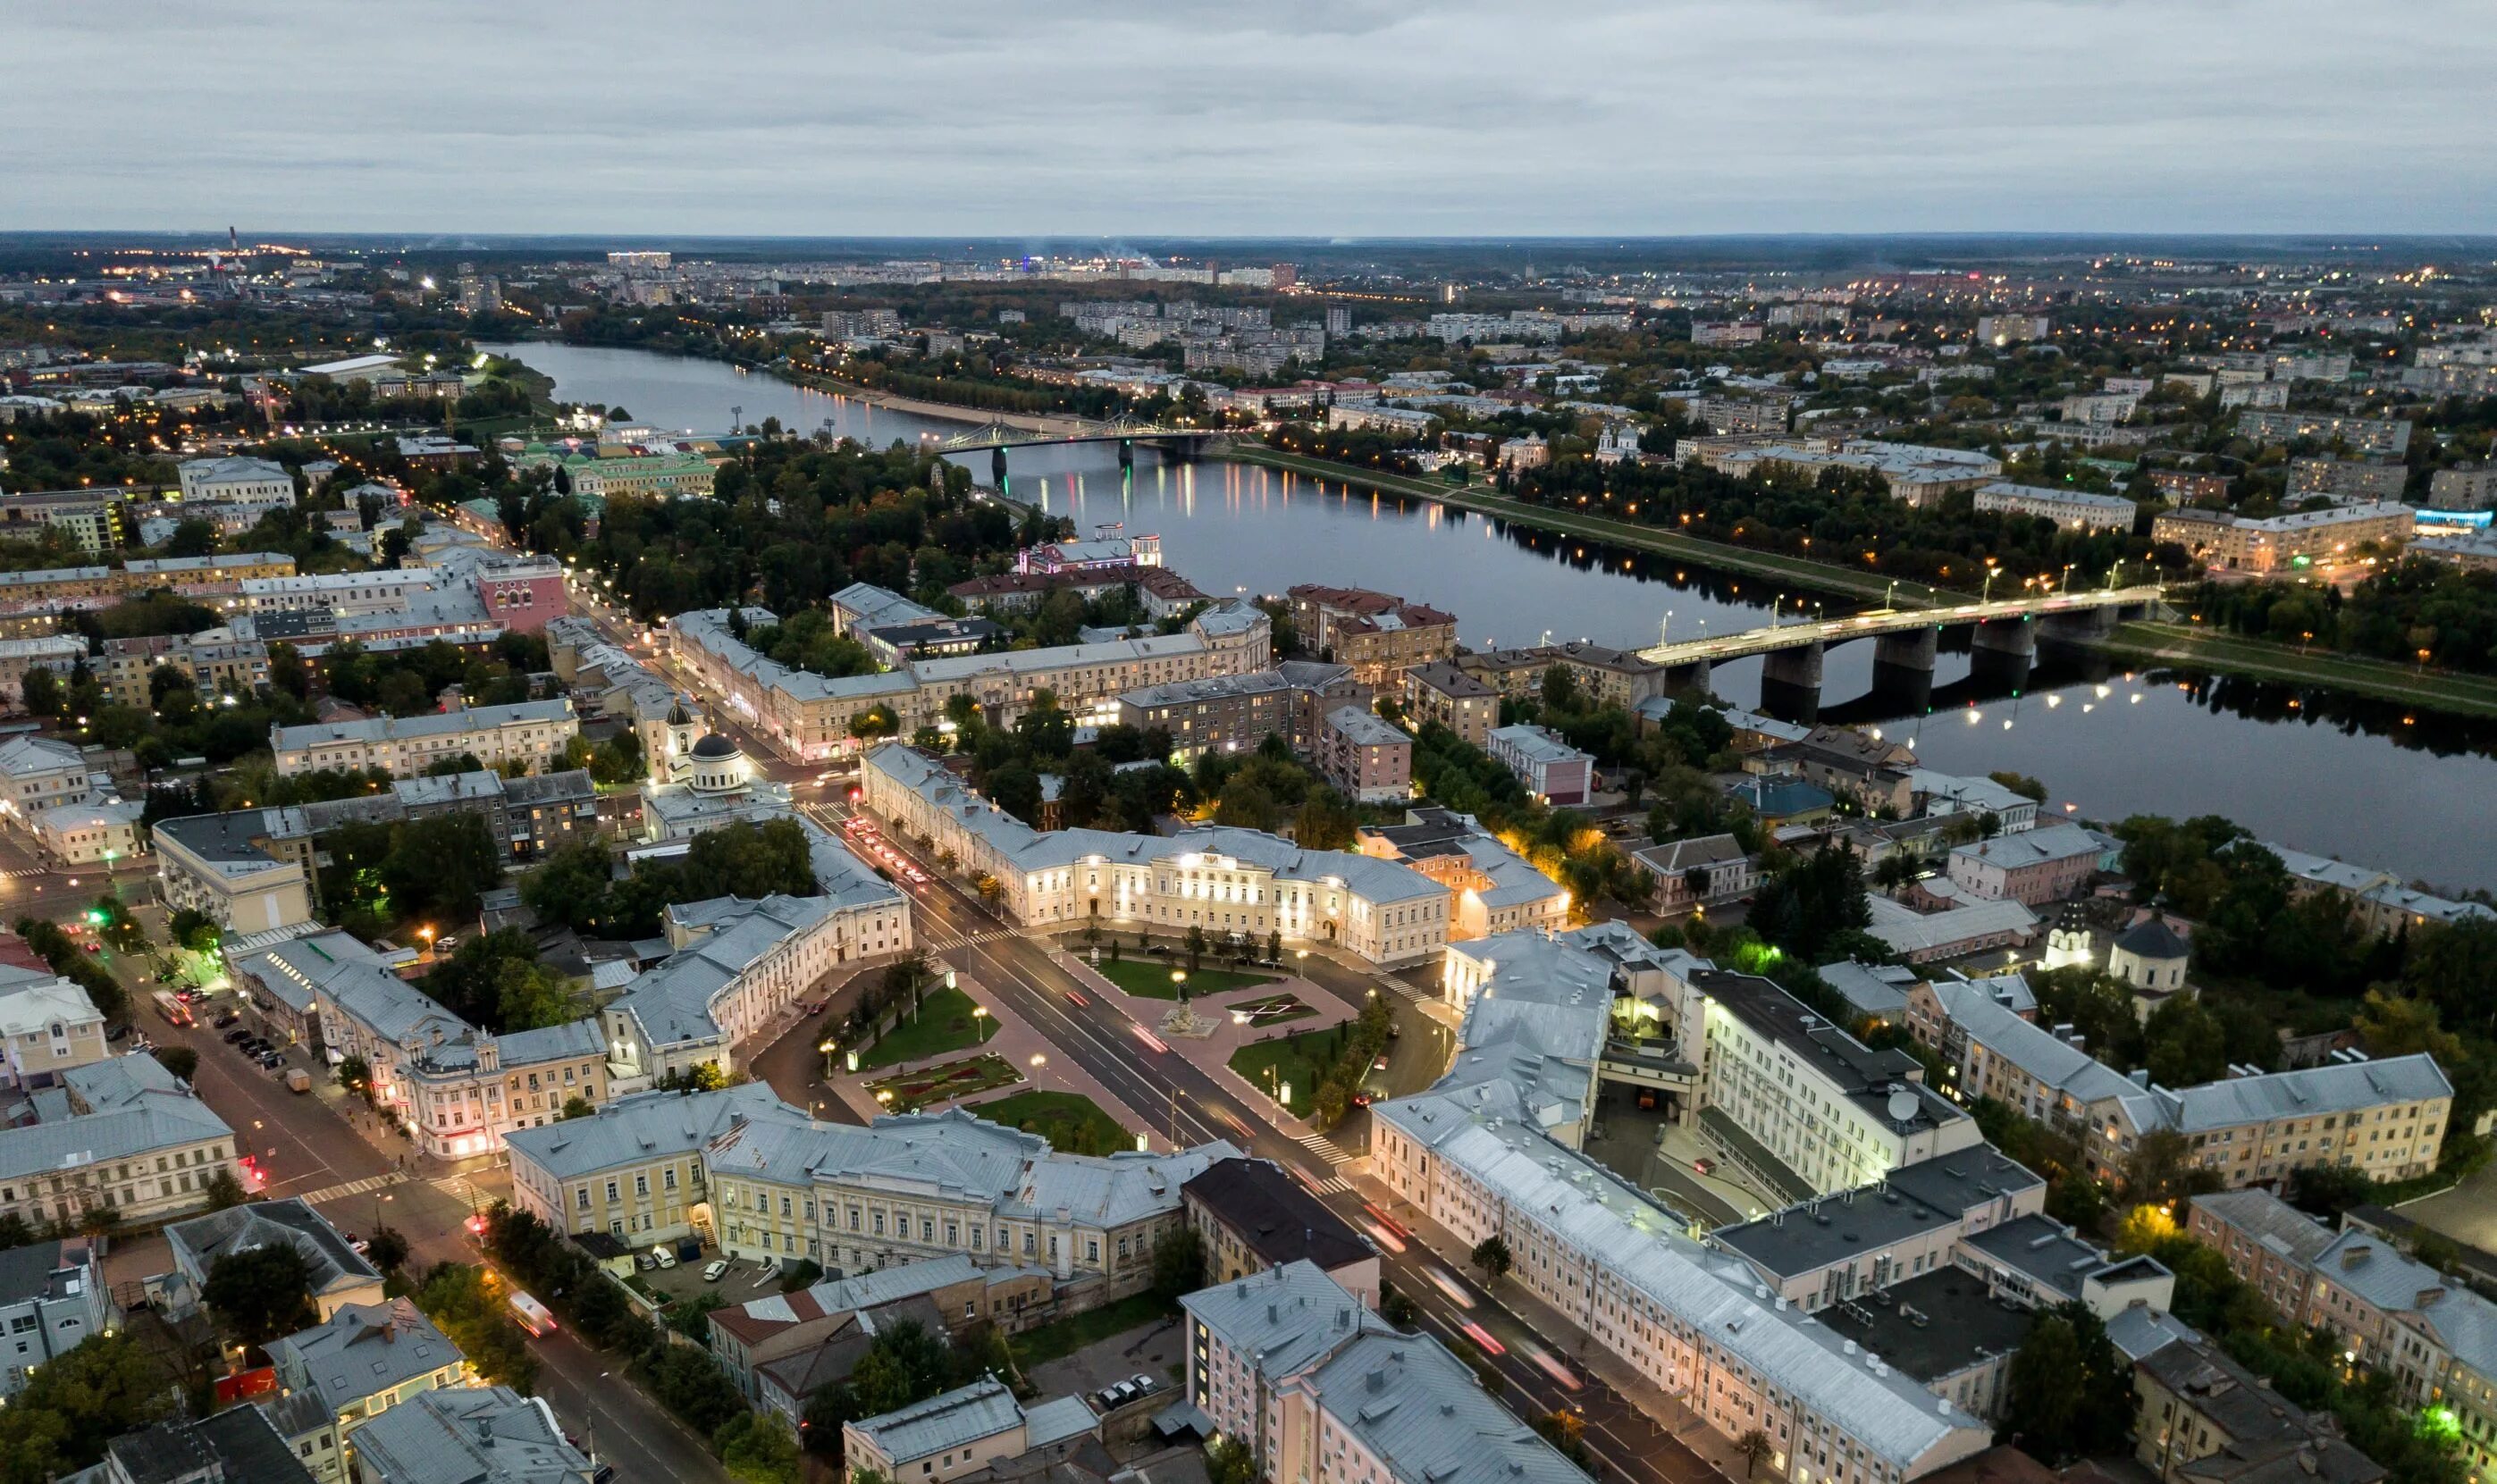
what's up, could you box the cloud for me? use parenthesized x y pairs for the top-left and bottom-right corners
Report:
(5, 0), (2492, 233)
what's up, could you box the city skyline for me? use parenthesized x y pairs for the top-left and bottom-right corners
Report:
(13, 0), (2496, 237)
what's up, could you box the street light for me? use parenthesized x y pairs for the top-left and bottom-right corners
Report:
(972, 1005), (990, 1044)
(1171, 969), (1187, 1002)
(818, 1038), (836, 1080)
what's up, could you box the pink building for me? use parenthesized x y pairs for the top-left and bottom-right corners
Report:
(1945, 822), (2103, 907)
(1316, 705), (1411, 804)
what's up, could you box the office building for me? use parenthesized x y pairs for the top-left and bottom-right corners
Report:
(1182, 1156), (1379, 1306)
(1356, 808), (1571, 943)
(1944, 822), (2103, 906)
(0, 1056), (239, 1229)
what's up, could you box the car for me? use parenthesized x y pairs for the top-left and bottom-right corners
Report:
(635, 1253), (658, 1271)
(224, 1028), (253, 1044)
(106, 1024), (131, 1041)
(213, 1012), (240, 1028)
(703, 1260), (728, 1282)
(1692, 1157), (1717, 1176)
(592, 1467), (616, 1484)
(258, 1052), (285, 1069)
(1064, 989), (1088, 1007)
(1128, 1374), (1157, 1396)
(653, 1247), (678, 1270)
(82, 942), (98, 953)
(1095, 1382), (1135, 1410)
(1372, 1055), (1390, 1071)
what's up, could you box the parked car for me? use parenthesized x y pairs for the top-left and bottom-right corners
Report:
(702, 1260), (728, 1282)
(224, 1028), (253, 1044)
(213, 1012), (240, 1029)
(635, 1253), (658, 1271)
(653, 1247), (677, 1270)
(106, 1024), (130, 1042)
(1692, 1157), (1716, 1176)
(1095, 1382), (1134, 1409)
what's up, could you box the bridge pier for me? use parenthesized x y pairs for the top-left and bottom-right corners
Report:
(1118, 439), (1134, 474)
(1662, 659), (1710, 693)
(1971, 617), (2037, 661)
(1757, 639), (1824, 725)
(1873, 627), (1939, 674)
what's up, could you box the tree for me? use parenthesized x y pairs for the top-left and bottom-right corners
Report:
(1470, 1234), (1512, 1283)
(167, 908), (223, 952)
(202, 1169), (248, 1211)
(1184, 925), (1207, 974)
(2141, 997), (2227, 1089)
(381, 812), (507, 921)
(366, 1227), (410, 1274)
(151, 1045), (198, 1082)
(1151, 1228), (1206, 1301)
(1537, 1411), (1593, 1467)
(846, 1321), (955, 1416)
(204, 1244), (319, 1346)
(11, 1330), (171, 1472)
(1293, 788), (1357, 851)
(2000, 1304), (2132, 1463)
(1735, 1429), (1774, 1479)
(338, 1054), (373, 1101)
(715, 1412), (801, 1484)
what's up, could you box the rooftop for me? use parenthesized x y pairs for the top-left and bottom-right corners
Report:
(1182, 1156), (1375, 1274)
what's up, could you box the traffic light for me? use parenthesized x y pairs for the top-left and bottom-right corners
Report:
(83, 910), (105, 926)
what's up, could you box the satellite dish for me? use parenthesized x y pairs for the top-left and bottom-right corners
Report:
(1887, 1087), (1919, 1123)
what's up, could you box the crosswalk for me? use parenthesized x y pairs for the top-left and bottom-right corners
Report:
(292, 1172), (399, 1205)
(1293, 1130), (1351, 1166)
(926, 928), (1016, 953)
(1308, 1175), (1351, 1195)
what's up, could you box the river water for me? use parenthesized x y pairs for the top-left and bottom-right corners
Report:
(483, 342), (2497, 892)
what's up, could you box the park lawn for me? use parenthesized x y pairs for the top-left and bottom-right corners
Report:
(1227, 1026), (1346, 1119)
(1010, 1291), (1173, 1368)
(855, 985), (991, 1069)
(865, 1053), (1022, 1112)
(971, 1091), (1137, 1155)
(1095, 958), (1277, 1000)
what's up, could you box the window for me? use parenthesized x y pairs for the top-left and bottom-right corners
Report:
(606, 1181), (619, 1203)
(634, 1174), (649, 1198)
(663, 1168), (677, 1192)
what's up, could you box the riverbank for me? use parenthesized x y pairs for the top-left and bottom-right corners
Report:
(2103, 623), (2497, 717)
(1213, 443), (1950, 608)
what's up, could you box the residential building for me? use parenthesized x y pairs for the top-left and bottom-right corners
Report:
(1865, 895), (2038, 963)
(1114, 662), (1362, 762)
(0, 968), (108, 1088)
(841, 1378), (1097, 1484)
(233, 929), (610, 1160)
(1635, 833), (1754, 912)
(2428, 465), (2497, 510)
(1972, 482), (2140, 532)
(1686, 393), (1793, 434)
(177, 456), (295, 508)
(1457, 640), (1674, 711)
(2134, 1334), (2384, 1484)
(865, 742), (1450, 967)
(34, 798), (143, 867)
(162, 1197), (385, 1323)
(2262, 843), (2497, 937)
(1944, 822), (2102, 906)
(1696, 968), (1983, 1195)
(1912, 770), (2039, 834)
(1976, 314), (2050, 346)
(86, 1408), (317, 1484)
(348, 1386), (593, 1484)
(0, 736), (97, 827)
(2293, 1228), (2497, 1480)
(0, 1058), (239, 1229)
(2234, 411), (2412, 458)
(827, 582), (941, 639)
(269, 699), (579, 778)
(708, 1256), (1055, 1422)
(152, 809), (317, 933)
(1314, 704), (1411, 804)
(1710, 1144), (2046, 1314)
(0, 636), (93, 708)
(1401, 661), (1496, 746)
(2290, 458), (2409, 503)
(0, 490), (124, 554)
(1284, 584), (1458, 687)
(499, 1085), (781, 1248)
(1182, 1262), (1594, 1484)
(0, 1240), (111, 1396)
(1182, 1156), (1379, 1306)
(265, 1300), (472, 1443)
(1487, 724), (1594, 805)
(2183, 1188), (2333, 1322)
(241, 568), (443, 616)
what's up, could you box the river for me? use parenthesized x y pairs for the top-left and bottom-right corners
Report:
(482, 341), (2497, 892)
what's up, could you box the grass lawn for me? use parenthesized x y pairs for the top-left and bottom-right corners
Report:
(1228, 1025), (1349, 1119)
(1010, 1291), (1173, 1368)
(1095, 957), (1278, 1000)
(865, 1053), (1022, 1111)
(972, 1091), (1137, 1155)
(855, 985), (992, 1069)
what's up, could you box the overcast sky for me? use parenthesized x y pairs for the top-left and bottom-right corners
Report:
(12, 0), (2493, 238)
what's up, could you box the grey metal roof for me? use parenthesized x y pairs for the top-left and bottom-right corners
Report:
(0, 1081), (231, 1180)
(350, 1385), (592, 1484)
(271, 698), (575, 752)
(2148, 1054), (2454, 1136)
(1308, 1330), (1595, 1484)
(849, 1376), (1027, 1466)
(503, 1085), (789, 1181)
(1930, 978), (2140, 1106)
(1182, 1260), (1392, 1381)
(1818, 959), (1921, 1019)
(166, 1196), (381, 1296)
(2190, 1190), (2336, 1270)
(267, 1299), (458, 1408)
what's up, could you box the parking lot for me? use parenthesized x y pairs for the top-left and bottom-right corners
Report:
(1026, 1312), (1184, 1412)
(632, 1247), (786, 1306)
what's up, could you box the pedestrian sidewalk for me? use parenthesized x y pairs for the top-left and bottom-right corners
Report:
(1349, 1164), (1744, 1482)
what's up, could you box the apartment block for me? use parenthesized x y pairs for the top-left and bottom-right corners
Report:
(1972, 482), (2140, 532)
(1314, 704), (1411, 804)
(1487, 723), (1594, 805)
(269, 699), (579, 777)
(2183, 1188), (2333, 1321)
(2234, 410), (2412, 458)
(1400, 661), (1497, 747)
(2151, 502), (2416, 574)
(1285, 584), (1457, 686)
(1114, 662), (1362, 762)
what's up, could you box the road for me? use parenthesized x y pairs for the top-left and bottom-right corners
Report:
(566, 579), (1722, 1483)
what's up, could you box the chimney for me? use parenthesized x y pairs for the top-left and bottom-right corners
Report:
(2342, 1244), (2372, 1270)
(2417, 1287), (2447, 1309)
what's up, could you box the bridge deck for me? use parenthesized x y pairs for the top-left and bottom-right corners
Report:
(1635, 586), (2163, 666)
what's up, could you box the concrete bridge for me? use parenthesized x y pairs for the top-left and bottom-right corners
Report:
(1635, 585), (2167, 708)
(917, 416), (1224, 494)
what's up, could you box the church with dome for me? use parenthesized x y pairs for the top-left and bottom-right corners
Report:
(641, 698), (786, 839)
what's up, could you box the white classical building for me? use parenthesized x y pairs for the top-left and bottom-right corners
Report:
(0, 736), (99, 827)
(863, 742), (1448, 966)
